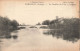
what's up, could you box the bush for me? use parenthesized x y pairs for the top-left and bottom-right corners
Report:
(0, 16), (19, 37)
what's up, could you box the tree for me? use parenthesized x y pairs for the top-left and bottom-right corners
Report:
(10, 20), (19, 29)
(36, 22), (41, 25)
(42, 20), (50, 25)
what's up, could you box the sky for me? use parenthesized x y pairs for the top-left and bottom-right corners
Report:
(0, 0), (79, 25)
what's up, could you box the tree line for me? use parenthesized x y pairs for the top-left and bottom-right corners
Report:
(42, 18), (80, 30)
(0, 16), (19, 31)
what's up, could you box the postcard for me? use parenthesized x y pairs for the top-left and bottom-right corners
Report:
(0, 0), (79, 51)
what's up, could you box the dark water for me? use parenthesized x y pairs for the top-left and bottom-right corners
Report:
(43, 29), (80, 43)
(0, 27), (79, 51)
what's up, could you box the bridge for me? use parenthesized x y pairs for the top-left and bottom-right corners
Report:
(18, 25), (48, 29)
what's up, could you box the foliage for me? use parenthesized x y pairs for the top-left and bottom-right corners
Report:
(0, 16), (19, 31)
(42, 20), (50, 25)
(36, 22), (41, 25)
(0, 16), (19, 37)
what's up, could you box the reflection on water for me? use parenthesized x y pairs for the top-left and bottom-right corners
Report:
(0, 27), (79, 51)
(0, 30), (19, 51)
(0, 30), (18, 39)
(43, 29), (79, 43)
(11, 31), (18, 39)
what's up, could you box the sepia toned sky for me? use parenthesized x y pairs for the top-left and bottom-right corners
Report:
(0, 0), (79, 25)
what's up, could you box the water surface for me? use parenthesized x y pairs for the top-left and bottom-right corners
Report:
(0, 26), (79, 51)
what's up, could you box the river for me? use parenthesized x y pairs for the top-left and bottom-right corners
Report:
(0, 26), (79, 51)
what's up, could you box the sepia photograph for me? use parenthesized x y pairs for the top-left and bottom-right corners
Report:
(0, 0), (79, 51)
